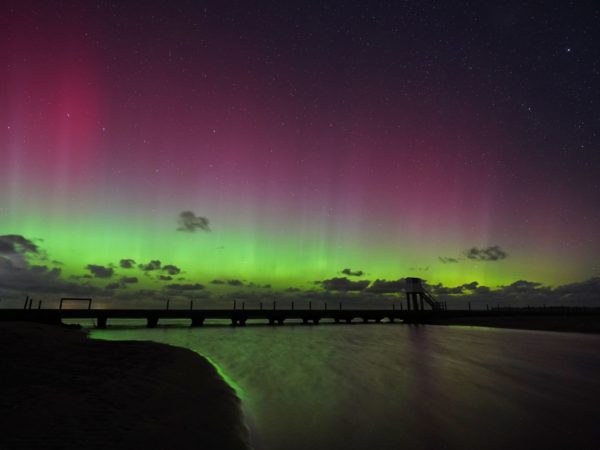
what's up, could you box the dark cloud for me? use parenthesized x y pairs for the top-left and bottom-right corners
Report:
(554, 277), (600, 301)
(462, 281), (479, 290)
(429, 278), (600, 307)
(321, 277), (370, 292)
(139, 260), (161, 271)
(162, 264), (181, 275)
(166, 283), (205, 291)
(159, 275), (173, 281)
(430, 281), (479, 295)
(465, 245), (508, 261)
(70, 274), (93, 280)
(0, 257), (100, 298)
(119, 259), (136, 269)
(120, 276), (138, 284)
(247, 282), (271, 289)
(430, 284), (464, 295)
(366, 278), (406, 294)
(86, 264), (114, 279)
(0, 235), (39, 255)
(439, 256), (459, 264)
(0, 235), (40, 268)
(341, 268), (364, 277)
(504, 280), (543, 291)
(285, 287), (301, 292)
(473, 286), (491, 295)
(177, 211), (210, 232)
(209, 279), (245, 287)
(102, 276), (139, 291)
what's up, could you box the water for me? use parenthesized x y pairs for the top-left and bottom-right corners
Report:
(90, 322), (600, 450)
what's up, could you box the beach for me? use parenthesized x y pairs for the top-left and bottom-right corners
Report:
(0, 322), (249, 450)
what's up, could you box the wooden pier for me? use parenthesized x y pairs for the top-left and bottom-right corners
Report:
(1, 302), (597, 329)
(0, 306), (425, 328)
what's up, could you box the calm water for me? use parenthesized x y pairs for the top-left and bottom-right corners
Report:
(89, 322), (600, 450)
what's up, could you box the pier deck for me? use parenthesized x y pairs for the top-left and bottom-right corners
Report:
(1, 305), (597, 329)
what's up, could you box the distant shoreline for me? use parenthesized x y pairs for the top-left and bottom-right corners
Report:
(0, 322), (250, 450)
(429, 314), (600, 334)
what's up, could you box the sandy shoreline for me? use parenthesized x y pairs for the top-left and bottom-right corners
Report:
(0, 322), (250, 450)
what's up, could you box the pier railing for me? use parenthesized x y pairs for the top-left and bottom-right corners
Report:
(1, 297), (599, 329)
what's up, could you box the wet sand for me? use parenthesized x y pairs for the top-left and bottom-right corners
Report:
(0, 322), (249, 450)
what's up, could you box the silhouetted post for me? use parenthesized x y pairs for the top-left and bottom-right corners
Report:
(97, 317), (108, 329)
(38, 300), (42, 309)
(324, 302), (327, 310)
(486, 304), (489, 311)
(393, 304), (395, 311)
(242, 302), (245, 311)
(233, 300), (237, 310)
(339, 302), (342, 311)
(400, 302), (403, 311)
(260, 302), (263, 311)
(166, 299), (170, 310)
(468, 301), (471, 312)
(190, 300), (193, 310)
(291, 301), (294, 311)
(273, 301), (276, 310)
(24, 296), (29, 310)
(88, 299), (92, 310)
(28, 298), (33, 309)
(309, 301), (312, 311)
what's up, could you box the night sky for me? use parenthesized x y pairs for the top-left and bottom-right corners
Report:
(1, 1), (599, 306)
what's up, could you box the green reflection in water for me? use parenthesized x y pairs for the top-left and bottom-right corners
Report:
(88, 323), (600, 450)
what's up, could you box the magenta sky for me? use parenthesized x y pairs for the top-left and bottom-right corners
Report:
(1, 1), (599, 305)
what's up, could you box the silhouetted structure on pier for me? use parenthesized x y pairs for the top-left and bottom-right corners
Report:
(405, 277), (442, 311)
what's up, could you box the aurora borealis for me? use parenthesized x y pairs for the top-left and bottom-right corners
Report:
(1, 1), (599, 305)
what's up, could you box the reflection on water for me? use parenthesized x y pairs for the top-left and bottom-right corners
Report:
(90, 322), (600, 450)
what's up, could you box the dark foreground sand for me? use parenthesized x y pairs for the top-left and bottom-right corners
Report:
(0, 322), (250, 450)
(431, 314), (600, 334)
